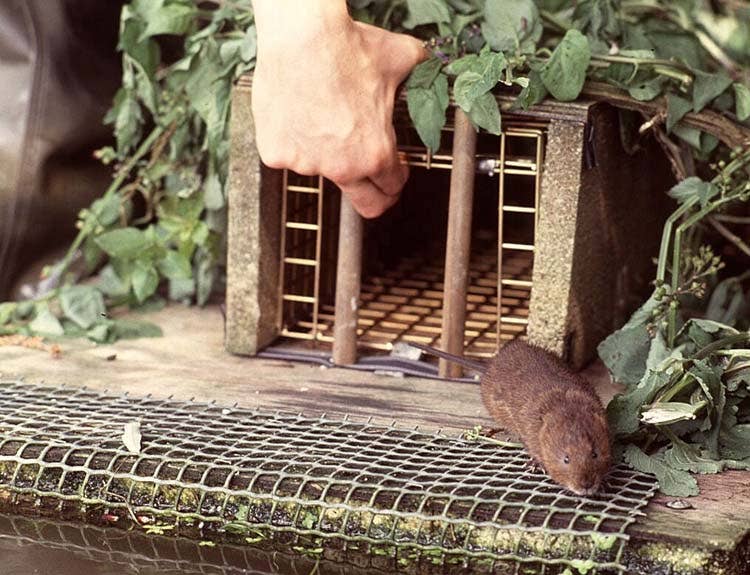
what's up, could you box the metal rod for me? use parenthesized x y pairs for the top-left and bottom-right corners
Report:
(311, 176), (324, 343)
(332, 194), (363, 365)
(276, 170), (290, 332)
(439, 108), (478, 378)
(496, 133), (507, 350)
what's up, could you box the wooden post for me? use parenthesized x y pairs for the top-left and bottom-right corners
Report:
(439, 108), (477, 378)
(332, 193), (363, 364)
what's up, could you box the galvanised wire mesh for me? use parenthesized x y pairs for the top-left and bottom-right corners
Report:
(0, 380), (657, 574)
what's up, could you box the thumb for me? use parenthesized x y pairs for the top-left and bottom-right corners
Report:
(357, 23), (428, 86)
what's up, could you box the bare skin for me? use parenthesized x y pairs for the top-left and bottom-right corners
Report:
(251, 1), (427, 218)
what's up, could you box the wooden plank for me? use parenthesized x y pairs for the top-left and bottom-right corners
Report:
(0, 304), (747, 573)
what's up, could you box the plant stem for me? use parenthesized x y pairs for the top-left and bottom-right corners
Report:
(53, 109), (183, 289)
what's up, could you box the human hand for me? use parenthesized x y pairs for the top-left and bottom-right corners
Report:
(251, 2), (426, 218)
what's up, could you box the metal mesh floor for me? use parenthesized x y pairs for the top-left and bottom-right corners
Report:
(0, 380), (656, 574)
(290, 242), (533, 358)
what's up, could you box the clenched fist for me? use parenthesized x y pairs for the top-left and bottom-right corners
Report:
(251, 1), (426, 218)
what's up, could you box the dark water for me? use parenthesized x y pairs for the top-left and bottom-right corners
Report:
(0, 514), (342, 575)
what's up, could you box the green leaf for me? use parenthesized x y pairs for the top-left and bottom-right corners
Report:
(203, 172), (224, 210)
(624, 444), (699, 497)
(158, 251), (192, 280)
(132, 261), (160, 303)
(111, 319), (163, 339)
(539, 29), (591, 101)
(692, 71), (733, 113)
(515, 70), (547, 109)
(481, 0), (542, 54)
(467, 91), (501, 134)
(140, 3), (197, 41)
(87, 322), (112, 344)
(452, 51), (506, 113)
(666, 94), (692, 133)
(666, 177), (718, 208)
(641, 402), (702, 425)
(672, 124), (702, 150)
(403, 0), (451, 29)
(407, 73), (449, 151)
(407, 58), (443, 89)
(169, 277), (196, 301)
(664, 439), (723, 474)
(627, 76), (663, 101)
(29, 307), (64, 337)
(98, 265), (131, 298)
(720, 424), (750, 460)
(0, 303), (15, 325)
(60, 286), (106, 329)
(734, 83), (750, 121)
(608, 370), (672, 435)
(115, 93), (143, 154)
(95, 227), (152, 259)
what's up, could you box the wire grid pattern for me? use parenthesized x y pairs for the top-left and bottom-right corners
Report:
(0, 381), (656, 574)
(0, 514), (346, 575)
(292, 240), (534, 358)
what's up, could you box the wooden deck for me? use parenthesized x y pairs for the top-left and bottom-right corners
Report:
(1, 304), (748, 574)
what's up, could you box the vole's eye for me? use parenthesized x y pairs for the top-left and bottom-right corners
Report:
(592, 451), (598, 459)
(563, 455), (570, 465)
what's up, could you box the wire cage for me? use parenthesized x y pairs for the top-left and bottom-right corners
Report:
(0, 380), (657, 574)
(276, 117), (543, 361)
(226, 76), (674, 373)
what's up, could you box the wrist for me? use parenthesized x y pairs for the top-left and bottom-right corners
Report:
(252, 1), (350, 50)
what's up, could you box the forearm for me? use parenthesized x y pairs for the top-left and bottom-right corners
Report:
(251, 0), (350, 48)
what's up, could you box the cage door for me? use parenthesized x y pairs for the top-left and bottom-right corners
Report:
(277, 172), (326, 342)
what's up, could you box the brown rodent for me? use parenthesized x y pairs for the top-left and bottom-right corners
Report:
(411, 340), (612, 495)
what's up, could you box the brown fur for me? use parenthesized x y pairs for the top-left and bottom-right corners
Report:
(481, 340), (612, 495)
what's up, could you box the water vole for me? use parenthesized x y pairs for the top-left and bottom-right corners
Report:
(413, 340), (612, 495)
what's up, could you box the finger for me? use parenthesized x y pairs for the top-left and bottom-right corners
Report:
(368, 145), (409, 197)
(338, 178), (400, 219)
(354, 22), (428, 85)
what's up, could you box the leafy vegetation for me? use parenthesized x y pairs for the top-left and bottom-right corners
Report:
(0, 0), (748, 493)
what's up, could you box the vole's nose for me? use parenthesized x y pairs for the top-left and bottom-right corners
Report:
(580, 477), (595, 491)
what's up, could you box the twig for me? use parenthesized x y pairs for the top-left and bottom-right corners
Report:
(708, 217), (750, 257)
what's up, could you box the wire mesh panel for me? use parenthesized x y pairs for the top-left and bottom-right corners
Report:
(0, 380), (656, 574)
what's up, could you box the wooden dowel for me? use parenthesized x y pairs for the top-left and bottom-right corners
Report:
(440, 108), (477, 378)
(332, 193), (363, 365)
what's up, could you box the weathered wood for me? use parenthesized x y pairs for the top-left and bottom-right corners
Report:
(332, 194), (363, 365)
(439, 108), (477, 379)
(0, 304), (748, 574)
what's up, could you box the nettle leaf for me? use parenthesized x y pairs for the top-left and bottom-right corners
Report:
(408, 58), (443, 89)
(692, 70), (733, 113)
(672, 123), (702, 150)
(403, 0), (452, 29)
(407, 73), (449, 151)
(115, 92), (143, 154)
(540, 29), (591, 101)
(0, 303), (17, 325)
(60, 286), (106, 330)
(640, 402), (701, 425)
(98, 265), (131, 298)
(624, 444), (699, 497)
(132, 261), (160, 303)
(627, 76), (664, 101)
(515, 70), (547, 110)
(666, 176), (717, 207)
(203, 172), (224, 210)
(734, 83), (750, 121)
(139, 2), (197, 41)
(158, 251), (192, 280)
(95, 227), (152, 259)
(467, 91), (501, 134)
(482, 0), (542, 54)
(666, 94), (692, 133)
(29, 307), (64, 337)
(453, 51), (506, 113)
